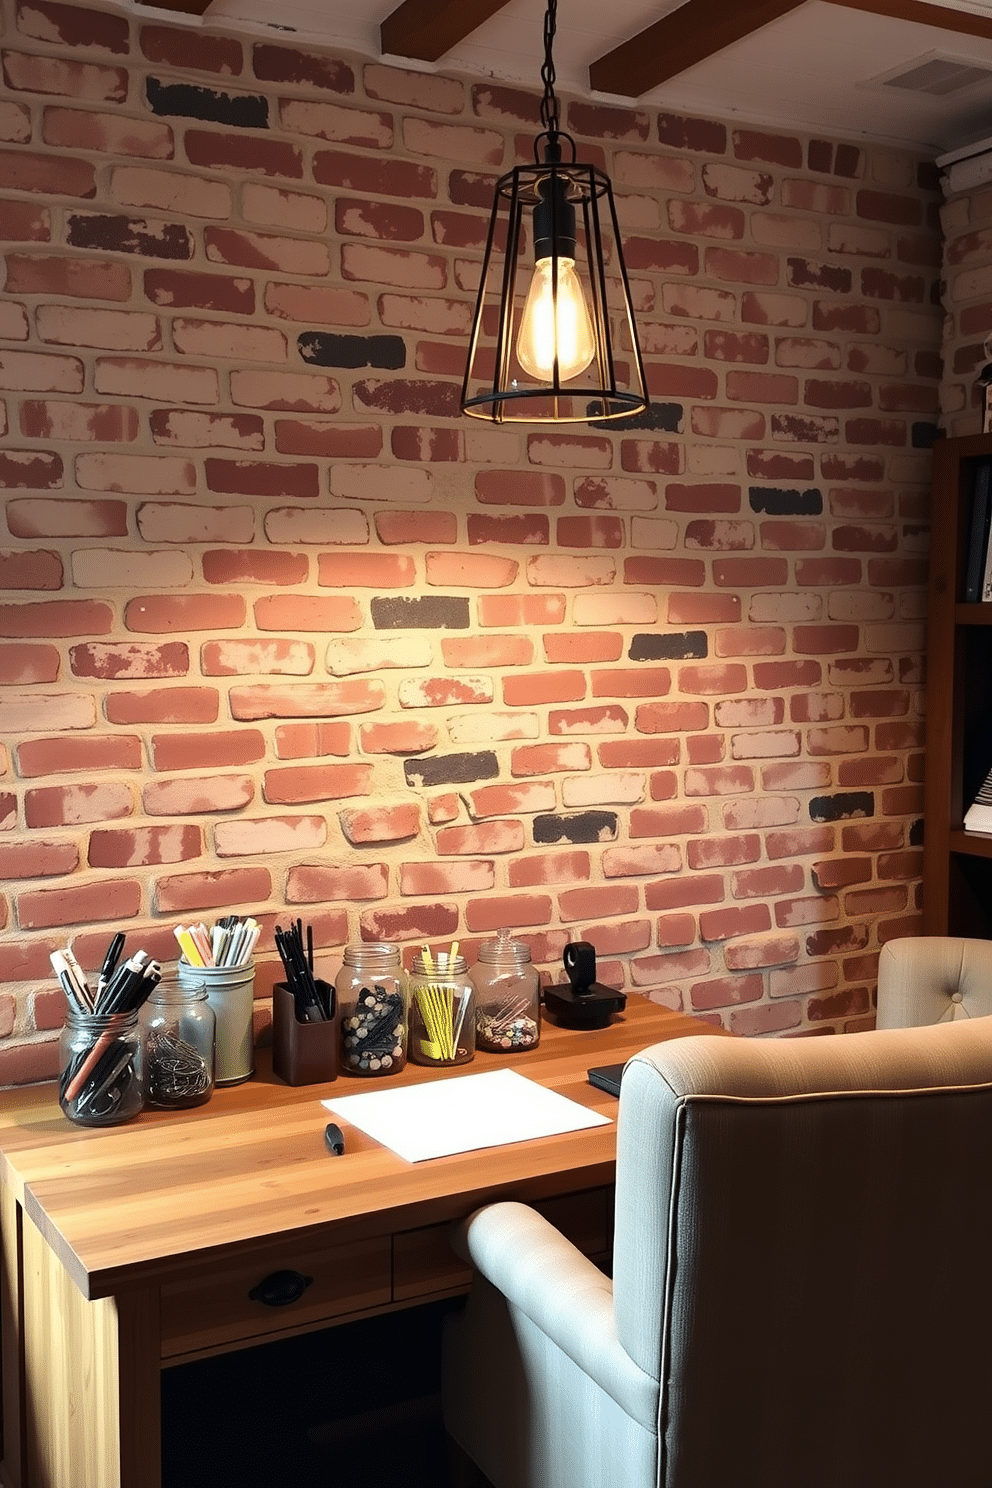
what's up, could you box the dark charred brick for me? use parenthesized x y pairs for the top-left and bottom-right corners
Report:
(67, 213), (192, 259)
(809, 791), (874, 823)
(591, 400), (683, 433)
(835, 144), (862, 178)
(145, 77), (268, 128)
(371, 596), (470, 630)
(299, 333), (406, 370)
(533, 811), (619, 845)
(628, 630), (707, 661)
(749, 486), (823, 516)
(909, 817), (924, 846)
(404, 751), (499, 788)
(911, 422), (940, 449)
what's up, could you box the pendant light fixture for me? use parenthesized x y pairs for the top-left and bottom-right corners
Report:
(461, 0), (648, 424)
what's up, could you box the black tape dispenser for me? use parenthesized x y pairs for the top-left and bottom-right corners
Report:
(543, 941), (626, 1029)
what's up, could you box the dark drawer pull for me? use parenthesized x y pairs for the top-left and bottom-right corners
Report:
(248, 1269), (314, 1307)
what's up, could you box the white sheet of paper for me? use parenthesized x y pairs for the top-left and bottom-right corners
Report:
(323, 1067), (611, 1163)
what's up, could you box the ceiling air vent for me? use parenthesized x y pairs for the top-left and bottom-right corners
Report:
(876, 55), (992, 95)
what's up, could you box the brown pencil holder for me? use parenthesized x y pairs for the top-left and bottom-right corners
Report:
(272, 981), (338, 1086)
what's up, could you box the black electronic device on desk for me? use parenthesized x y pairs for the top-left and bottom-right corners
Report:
(543, 941), (626, 1030)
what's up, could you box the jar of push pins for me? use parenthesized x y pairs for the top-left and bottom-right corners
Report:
(335, 943), (408, 1077)
(471, 930), (541, 1053)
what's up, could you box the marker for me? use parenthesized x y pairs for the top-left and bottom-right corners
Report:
(324, 1122), (345, 1156)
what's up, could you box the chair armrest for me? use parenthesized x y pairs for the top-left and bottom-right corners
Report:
(453, 1200), (659, 1430)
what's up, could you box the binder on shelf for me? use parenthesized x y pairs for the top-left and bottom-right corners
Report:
(983, 517), (992, 602)
(964, 458), (992, 602)
(964, 764), (992, 833)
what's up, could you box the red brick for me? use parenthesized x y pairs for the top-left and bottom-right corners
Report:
(141, 25), (243, 72)
(105, 686), (218, 725)
(17, 734), (141, 777)
(186, 130), (303, 179)
(464, 893), (551, 934)
(88, 823), (202, 868)
(645, 875), (724, 911)
(635, 702), (709, 734)
(151, 729), (265, 771)
(2, 52), (127, 102)
(155, 866), (271, 916)
(442, 636), (533, 669)
(18, 878), (141, 930)
(7, 254), (131, 301)
(0, 838), (77, 877)
(435, 821), (524, 856)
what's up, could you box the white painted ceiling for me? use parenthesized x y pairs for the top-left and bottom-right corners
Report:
(174, 0), (992, 154)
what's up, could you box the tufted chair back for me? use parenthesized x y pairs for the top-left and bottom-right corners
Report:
(876, 935), (992, 1027)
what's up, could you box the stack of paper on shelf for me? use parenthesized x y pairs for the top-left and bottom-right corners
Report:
(964, 766), (992, 832)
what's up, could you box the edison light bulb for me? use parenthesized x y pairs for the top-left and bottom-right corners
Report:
(516, 255), (595, 383)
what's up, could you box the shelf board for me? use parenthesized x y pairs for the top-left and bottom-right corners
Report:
(954, 604), (992, 624)
(949, 829), (992, 859)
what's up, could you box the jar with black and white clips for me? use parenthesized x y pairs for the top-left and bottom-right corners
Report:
(335, 943), (408, 1077)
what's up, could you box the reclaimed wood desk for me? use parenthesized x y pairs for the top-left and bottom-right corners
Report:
(0, 996), (722, 1488)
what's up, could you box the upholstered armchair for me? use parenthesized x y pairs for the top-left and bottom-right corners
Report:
(443, 1018), (992, 1488)
(876, 934), (992, 1027)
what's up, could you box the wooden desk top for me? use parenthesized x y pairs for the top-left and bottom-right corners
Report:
(1, 998), (721, 1301)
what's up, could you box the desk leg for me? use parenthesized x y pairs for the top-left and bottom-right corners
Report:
(1, 1188), (23, 1488)
(21, 1215), (161, 1488)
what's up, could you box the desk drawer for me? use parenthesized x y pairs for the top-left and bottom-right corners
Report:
(392, 1185), (614, 1303)
(160, 1237), (391, 1358)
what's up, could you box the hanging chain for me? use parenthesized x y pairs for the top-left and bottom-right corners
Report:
(539, 0), (560, 139)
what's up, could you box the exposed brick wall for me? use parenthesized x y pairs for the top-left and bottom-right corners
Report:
(939, 162), (992, 435)
(0, 0), (942, 1083)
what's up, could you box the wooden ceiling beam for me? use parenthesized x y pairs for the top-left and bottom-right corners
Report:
(829, 0), (992, 41)
(589, 0), (805, 99)
(380, 0), (513, 63)
(133, 0), (212, 14)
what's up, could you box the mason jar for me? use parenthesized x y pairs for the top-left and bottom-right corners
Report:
(408, 950), (475, 1067)
(336, 943), (408, 1077)
(141, 967), (215, 1109)
(471, 931), (541, 1053)
(59, 1008), (144, 1126)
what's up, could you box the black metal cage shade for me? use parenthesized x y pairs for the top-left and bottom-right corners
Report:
(460, 159), (648, 424)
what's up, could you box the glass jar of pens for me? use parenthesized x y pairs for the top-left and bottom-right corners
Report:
(408, 944), (475, 1068)
(471, 930), (541, 1053)
(336, 943), (407, 1077)
(52, 936), (160, 1126)
(141, 966), (215, 1109)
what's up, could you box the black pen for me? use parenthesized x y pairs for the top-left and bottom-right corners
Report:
(99, 931), (126, 988)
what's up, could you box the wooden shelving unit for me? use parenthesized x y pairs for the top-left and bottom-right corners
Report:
(923, 433), (992, 937)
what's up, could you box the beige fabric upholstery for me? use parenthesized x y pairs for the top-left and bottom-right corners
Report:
(443, 1017), (992, 1488)
(876, 934), (992, 1027)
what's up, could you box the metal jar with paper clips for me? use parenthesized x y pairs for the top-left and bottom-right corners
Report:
(59, 1008), (144, 1126)
(141, 967), (215, 1109)
(408, 950), (475, 1068)
(471, 930), (541, 1053)
(336, 943), (407, 1077)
